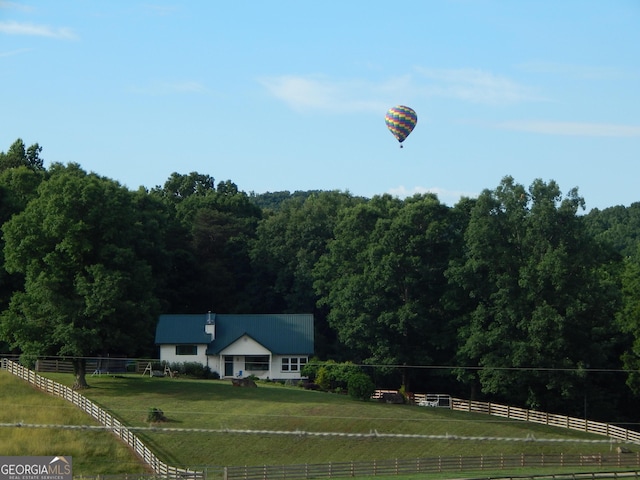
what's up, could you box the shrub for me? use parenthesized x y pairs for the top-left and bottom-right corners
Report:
(167, 362), (218, 379)
(20, 354), (38, 369)
(315, 366), (331, 391)
(147, 407), (167, 423)
(304, 360), (364, 392)
(301, 357), (322, 381)
(347, 372), (375, 401)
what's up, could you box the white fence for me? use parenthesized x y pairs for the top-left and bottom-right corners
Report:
(1, 359), (203, 479)
(450, 398), (640, 445)
(221, 454), (640, 480)
(372, 388), (640, 446)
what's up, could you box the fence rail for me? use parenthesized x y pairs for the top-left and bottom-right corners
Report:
(449, 398), (640, 445)
(32, 357), (153, 375)
(220, 454), (640, 480)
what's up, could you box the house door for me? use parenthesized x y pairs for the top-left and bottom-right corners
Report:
(224, 356), (234, 377)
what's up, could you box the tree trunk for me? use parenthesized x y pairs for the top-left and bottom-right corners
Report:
(72, 358), (89, 390)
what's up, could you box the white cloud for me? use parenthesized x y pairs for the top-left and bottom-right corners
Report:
(415, 67), (543, 105)
(259, 75), (388, 113)
(388, 185), (478, 205)
(496, 120), (640, 137)
(0, 20), (77, 40)
(261, 68), (541, 113)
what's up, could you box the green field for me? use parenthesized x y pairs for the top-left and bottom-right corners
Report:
(1, 370), (632, 476)
(0, 371), (149, 475)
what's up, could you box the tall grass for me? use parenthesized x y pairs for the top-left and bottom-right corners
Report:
(0, 371), (149, 475)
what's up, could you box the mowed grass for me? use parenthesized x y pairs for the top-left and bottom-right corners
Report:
(0, 371), (150, 475)
(38, 372), (626, 469)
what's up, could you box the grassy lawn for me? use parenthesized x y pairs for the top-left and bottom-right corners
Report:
(0, 371), (150, 475)
(36, 372), (624, 470)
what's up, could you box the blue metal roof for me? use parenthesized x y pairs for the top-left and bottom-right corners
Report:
(155, 314), (212, 344)
(155, 313), (314, 355)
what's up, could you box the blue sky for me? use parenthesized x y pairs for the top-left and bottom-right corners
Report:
(1, 1), (639, 211)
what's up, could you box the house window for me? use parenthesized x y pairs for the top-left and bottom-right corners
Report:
(175, 345), (197, 355)
(282, 357), (308, 372)
(245, 355), (269, 371)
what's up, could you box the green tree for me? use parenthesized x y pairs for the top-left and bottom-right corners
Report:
(0, 140), (47, 353)
(314, 194), (458, 390)
(149, 173), (262, 312)
(0, 164), (161, 388)
(175, 177), (261, 312)
(585, 203), (640, 257)
(0, 138), (44, 172)
(617, 243), (640, 394)
(250, 191), (362, 357)
(251, 192), (352, 312)
(153, 171), (215, 200)
(446, 177), (622, 415)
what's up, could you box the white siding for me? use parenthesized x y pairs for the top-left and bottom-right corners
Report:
(220, 335), (270, 378)
(220, 335), (270, 355)
(159, 344), (208, 366)
(272, 354), (309, 381)
(159, 335), (309, 381)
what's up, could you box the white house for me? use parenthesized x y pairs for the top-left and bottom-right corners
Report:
(154, 313), (314, 381)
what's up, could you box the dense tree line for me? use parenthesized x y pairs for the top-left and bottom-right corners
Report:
(1, 139), (639, 422)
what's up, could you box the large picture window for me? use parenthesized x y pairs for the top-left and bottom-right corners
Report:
(245, 355), (269, 371)
(281, 357), (307, 372)
(176, 345), (197, 355)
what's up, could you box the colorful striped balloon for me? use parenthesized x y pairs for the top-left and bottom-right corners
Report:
(385, 105), (417, 147)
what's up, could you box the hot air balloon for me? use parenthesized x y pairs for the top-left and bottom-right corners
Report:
(385, 105), (417, 147)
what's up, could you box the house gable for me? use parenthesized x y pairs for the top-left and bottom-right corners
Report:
(220, 334), (270, 356)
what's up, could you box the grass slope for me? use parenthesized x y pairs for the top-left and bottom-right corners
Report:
(0, 371), (149, 475)
(37, 373), (625, 469)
